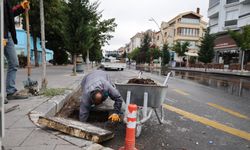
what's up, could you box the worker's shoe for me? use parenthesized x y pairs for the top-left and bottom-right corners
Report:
(4, 98), (8, 104)
(7, 91), (28, 100)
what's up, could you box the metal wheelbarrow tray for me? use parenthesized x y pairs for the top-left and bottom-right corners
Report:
(115, 83), (167, 108)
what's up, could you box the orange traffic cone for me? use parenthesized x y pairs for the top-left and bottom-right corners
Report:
(119, 104), (138, 150)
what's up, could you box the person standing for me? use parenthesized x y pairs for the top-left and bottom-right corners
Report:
(4, 0), (30, 103)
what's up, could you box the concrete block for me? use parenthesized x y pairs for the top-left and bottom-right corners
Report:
(38, 116), (114, 143)
(33, 100), (57, 117)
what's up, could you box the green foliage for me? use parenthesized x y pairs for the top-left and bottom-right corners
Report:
(128, 48), (140, 62)
(198, 29), (215, 64)
(162, 44), (170, 66)
(173, 41), (190, 57)
(65, 0), (116, 63)
(229, 25), (250, 51)
(139, 33), (151, 63)
(42, 88), (67, 97)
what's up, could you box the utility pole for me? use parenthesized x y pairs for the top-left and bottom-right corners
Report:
(40, 0), (47, 90)
(149, 18), (165, 66)
(0, 0), (5, 146)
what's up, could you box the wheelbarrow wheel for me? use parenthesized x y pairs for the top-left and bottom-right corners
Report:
(136, 108), (143, 138)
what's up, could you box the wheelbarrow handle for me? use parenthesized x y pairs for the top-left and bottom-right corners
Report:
(163, 72), (172, 86)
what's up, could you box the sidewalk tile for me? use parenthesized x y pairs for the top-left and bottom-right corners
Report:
(5, 115), (22, 128)
(6, 145), (55, 150)
(54, 144), (81, 150)
(10, 115), (36, 129)
(2, 128), (34, 147)
(21, 128), (68, 147)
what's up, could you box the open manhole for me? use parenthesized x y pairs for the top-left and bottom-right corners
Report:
(56, 96), (110, 123)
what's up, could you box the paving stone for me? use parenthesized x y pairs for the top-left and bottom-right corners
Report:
(21, 128), (68, 147)
(2, 128), (34, 147)
(86, 144), (104, 150)
(4, 115), (22, 128)
(10, 115), (36, 129)
(54, 144), (82, 150)
(5, 145), (55, 150)
(57, 134), (93, 148)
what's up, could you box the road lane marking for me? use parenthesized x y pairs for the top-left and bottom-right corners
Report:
(163, 104), (250, 141)
(207, 103), (249, 120)
(173, 89), (189, 96)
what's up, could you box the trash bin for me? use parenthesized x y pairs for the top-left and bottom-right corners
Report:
(76, 55), (84, 73)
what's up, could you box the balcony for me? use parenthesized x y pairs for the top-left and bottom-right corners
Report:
(226, 0), (239, 4)
(208, 4), (220, 18)
(240, 0), (250, 4)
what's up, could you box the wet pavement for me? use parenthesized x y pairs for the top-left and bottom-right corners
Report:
(135, 66), (250, 99)
(98, 68), (250, 150)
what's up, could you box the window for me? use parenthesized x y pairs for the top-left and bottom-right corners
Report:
(226, 0), (239, 4)
(209, 0), (220, 8)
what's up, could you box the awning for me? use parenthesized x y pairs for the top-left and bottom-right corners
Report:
(185, 52), (198, 57)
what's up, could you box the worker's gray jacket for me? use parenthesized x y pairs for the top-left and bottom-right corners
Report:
(79, 70), (123, 122)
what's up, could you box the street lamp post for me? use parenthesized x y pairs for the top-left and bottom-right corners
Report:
(149, 18), (165, 66)
(149, 18), (165, 48)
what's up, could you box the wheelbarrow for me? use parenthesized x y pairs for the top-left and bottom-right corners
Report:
(115, 72), (172, 137)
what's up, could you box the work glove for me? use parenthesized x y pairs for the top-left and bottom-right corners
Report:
(3, 39), (7, 47)
(21, 0), (30, 9)
(108, 113), (121, 122)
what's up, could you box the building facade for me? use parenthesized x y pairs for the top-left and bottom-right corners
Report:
(14, 16), (54, 65)
(208, 0), (250, 64)
(155, 9), (207, 63)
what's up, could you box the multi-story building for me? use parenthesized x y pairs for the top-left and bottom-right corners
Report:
(129, 29), (155, 53)
(208, 0), (250, 64)
(14, 16), (54, 65)
(155, 8), (207, 63)
(117, 47), (126, 56)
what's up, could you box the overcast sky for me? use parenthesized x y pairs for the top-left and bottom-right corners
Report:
(91, 0), (209, 51)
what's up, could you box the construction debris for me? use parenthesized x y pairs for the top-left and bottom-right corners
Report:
(38, 116), (114, 143)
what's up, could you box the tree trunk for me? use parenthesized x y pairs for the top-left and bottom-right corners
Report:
(73, 54), (76, 76)
(241, 50), (245, 72)
(33, 35), (39, 67)
(40, 0), (47, 90)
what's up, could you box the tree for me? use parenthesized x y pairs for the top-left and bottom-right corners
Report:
(173, 41), (190, 67)
(140, 33), (151, 63)
(162, 44), (170, 66)
(229, 25), (250, 71)
(198, 29), (215, 71)
(128, 48), (140, 63)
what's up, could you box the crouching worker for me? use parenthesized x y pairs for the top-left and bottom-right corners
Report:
(79, 70), (123, 122)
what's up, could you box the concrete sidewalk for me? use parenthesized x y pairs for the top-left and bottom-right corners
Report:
(2, 65), (110, 150)
(170, 67), (250, 77)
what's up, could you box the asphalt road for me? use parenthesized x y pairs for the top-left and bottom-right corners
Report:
(101, 68), (250, 150)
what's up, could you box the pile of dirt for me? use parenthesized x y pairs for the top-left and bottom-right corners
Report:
(127, 78), (157, 85)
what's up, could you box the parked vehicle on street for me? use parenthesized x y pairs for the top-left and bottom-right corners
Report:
(101, 57), (126, 71)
